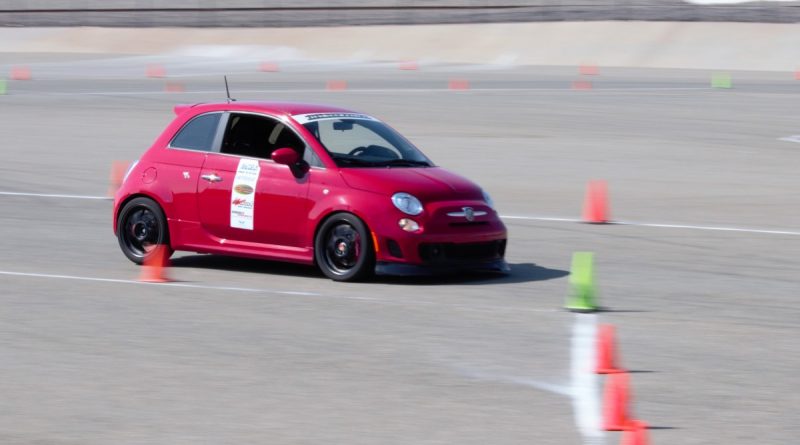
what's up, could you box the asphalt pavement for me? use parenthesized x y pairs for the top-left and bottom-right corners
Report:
(0, 55), (798, 444)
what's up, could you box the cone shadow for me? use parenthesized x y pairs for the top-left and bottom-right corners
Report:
(594, 308), (651, 313)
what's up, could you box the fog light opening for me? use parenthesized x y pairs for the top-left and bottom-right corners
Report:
(398, 218), (420, 232)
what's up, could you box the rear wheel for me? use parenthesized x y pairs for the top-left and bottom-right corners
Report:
(314, 213), (374, 281)
(116, 197), (172, 264)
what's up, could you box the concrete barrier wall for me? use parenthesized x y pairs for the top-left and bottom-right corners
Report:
(3, 21), (798, 72)
(1, 1), (800, 26)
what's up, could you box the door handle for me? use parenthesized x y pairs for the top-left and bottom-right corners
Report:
(201, 173), (222, 183)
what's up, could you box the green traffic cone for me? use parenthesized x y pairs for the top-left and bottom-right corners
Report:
(711, 73), (732, 89)
(566, 251), (598, 312)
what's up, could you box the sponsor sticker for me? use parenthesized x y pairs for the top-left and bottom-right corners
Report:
(292, 112), (379, 124)
(230, 158), (260, 230)
(234, 184), (254, 195)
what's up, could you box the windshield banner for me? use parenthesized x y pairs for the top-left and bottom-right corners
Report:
(292, 112), (378, 124)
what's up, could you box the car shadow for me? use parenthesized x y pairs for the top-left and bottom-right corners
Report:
(169, 254), (326, 279)
(375, 262), (568, 286)
(169, 256), (568, 286)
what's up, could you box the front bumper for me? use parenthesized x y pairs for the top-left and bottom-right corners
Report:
(368, 198), (508, 273)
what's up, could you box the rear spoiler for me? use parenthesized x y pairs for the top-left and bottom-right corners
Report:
(173, 103), (203, 116)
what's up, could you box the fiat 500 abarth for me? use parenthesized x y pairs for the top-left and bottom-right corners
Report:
(113, 101), (508, 281)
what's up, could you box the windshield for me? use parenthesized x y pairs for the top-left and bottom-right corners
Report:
(297, 114), (432, 168)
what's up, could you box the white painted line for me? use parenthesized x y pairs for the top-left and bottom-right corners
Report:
(453, 313), (605, 444)
(571, 313), (604, 444)
(0, 269), (566, 314)
(778, 135), (800, 144)
(613, 220), (800, 236)
(503, 215), (800, 236)
(0, 270), (319, 296)
(500, 375), (573, 396)
(451, 366), (572, 397)
(3, 190), (798, 237)
(0, 191), (109, 200)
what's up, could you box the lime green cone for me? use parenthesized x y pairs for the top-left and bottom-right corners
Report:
(566, 251), (598, 312)
(711, 73), (732, 89)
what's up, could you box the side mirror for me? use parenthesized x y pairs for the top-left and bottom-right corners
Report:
(272, 147), (300, 165)
(272, 147), (310, 178)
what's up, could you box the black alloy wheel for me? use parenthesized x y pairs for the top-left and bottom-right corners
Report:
(116, 197), (171, 264)
(314, 213), (374, 281)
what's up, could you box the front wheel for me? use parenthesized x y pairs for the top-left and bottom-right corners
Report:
(116, 197), (172, 264)
(314, 213), (375, 281)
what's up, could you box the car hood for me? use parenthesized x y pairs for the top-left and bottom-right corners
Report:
(339, 167), (483, 201)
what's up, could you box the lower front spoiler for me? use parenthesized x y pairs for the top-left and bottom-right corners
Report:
(375, 258), (510, 277)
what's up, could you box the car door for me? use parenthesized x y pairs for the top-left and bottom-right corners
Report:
(196, 112), (312, 251)
(158, 112), (224, 244)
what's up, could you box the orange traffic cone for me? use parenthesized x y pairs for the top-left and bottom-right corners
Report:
(164, 81), (185, 93)
(572, 80), (592, 90)
(582, 180), (609, 223)
(448, 78), (470, 90)
(259, 61), (279, 72)
(621, 420), (649, 445)
(326, 80), (347, 91)
(10, 66), (32, 80)
(603, 372), (632, 431)
(399, 60), (419, 70)
(139, 244), (170, 283)
(579, 64), (599, 76)
(107, 160), (131, 197)
(146, 64), (166, 78)
(596, 324), (625, 374)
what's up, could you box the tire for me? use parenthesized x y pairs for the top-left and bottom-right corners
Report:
(314, 213), (375, 282)
(116, 197), (172, 265)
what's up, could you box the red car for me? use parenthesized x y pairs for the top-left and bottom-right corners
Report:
(113, 101), (508, 281)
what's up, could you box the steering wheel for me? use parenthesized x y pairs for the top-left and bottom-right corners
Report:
(348, 145), (400, 159)
(348, 146), (368, 157)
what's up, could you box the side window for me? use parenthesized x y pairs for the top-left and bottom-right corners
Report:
(303, 148), (323, 168)
(221, 114), (306, 160)
(170, 113), (221, 152)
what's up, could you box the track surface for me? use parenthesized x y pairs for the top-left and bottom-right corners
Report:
(1, 55), (799, 444)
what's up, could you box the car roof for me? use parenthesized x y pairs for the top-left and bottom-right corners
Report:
(175, 101), (358, 118)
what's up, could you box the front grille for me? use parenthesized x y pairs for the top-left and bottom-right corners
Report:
(448, 221), (489, 228)
(419, 240), (506, 264)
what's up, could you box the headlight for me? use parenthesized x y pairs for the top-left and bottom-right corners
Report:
(482, 189), (495, 209)
(391, 192), (423, 215)
(398, 218), (420, 232)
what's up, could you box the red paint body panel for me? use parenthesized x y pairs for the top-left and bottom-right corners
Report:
(196, 153), (313, 256)
(340, 167), (482, 201)
(113, 101), (507, 273)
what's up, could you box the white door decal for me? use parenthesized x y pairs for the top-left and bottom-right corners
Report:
(230, 158), (260, 230)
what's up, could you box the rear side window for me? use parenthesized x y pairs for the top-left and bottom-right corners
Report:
(170, 113), (221, 152)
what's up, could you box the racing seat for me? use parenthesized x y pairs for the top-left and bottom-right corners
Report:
(223, 117), (267, 158)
